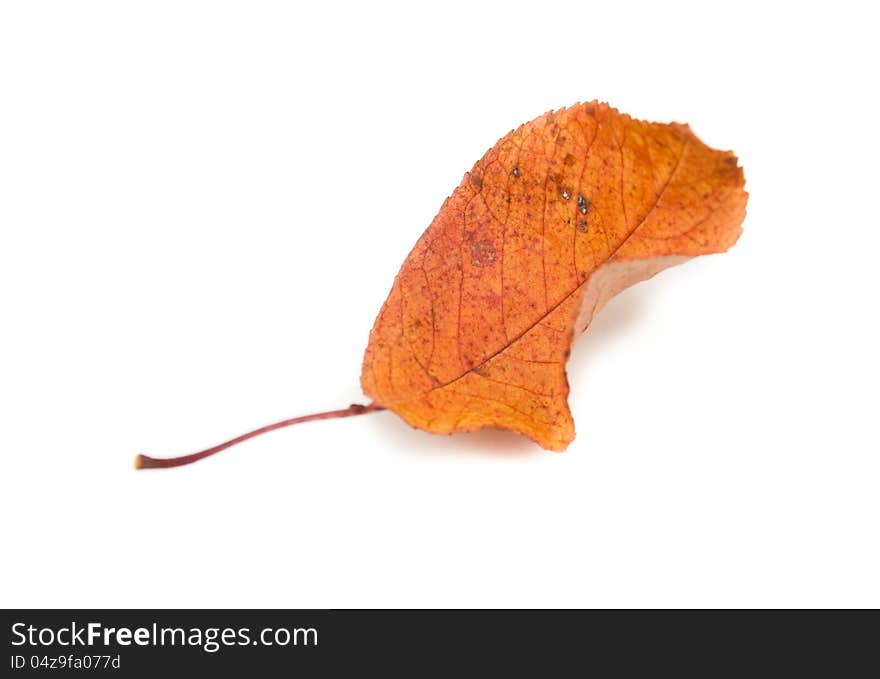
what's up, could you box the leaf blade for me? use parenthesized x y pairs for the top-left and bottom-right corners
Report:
(362, 102), (747, 449)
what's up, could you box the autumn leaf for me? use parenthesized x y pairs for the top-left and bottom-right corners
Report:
(360, 101), (746, 450)
(136, 101), (746, 468)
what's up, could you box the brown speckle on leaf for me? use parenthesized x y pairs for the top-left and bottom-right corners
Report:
(577, 219), (588, 233)
(469, 240), (496, 267)
(511, 166), (520, 178)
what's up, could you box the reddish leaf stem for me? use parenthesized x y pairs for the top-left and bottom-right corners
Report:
(134, 402), (385, 470)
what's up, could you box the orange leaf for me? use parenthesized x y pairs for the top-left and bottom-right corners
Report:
(135, 101), (747, 470)
(361, 102), (747, 450)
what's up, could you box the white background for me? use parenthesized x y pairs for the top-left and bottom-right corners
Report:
(1, 1), (878, 608)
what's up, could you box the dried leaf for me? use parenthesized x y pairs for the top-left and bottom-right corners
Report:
(136, 100), (747, 469)
(361, 102), (747, 450)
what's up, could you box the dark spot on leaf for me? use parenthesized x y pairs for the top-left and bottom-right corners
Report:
(585, 104), (595, 115)
(556, 135), (567, 146)
(469, 172), (483, 190)
(577, 219), (588, 233)
(563, 153), (577, 166)
(577, 194), (590, 214)
(511, 166), (520, 178)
